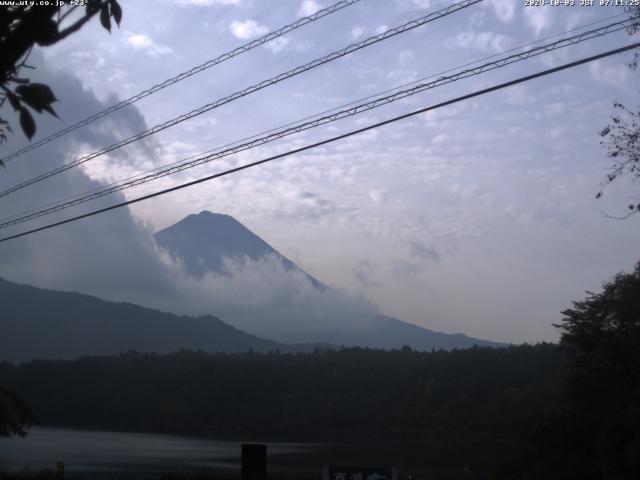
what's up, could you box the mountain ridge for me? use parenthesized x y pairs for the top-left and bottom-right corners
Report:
(0, 276), (307, 362)
(154, 211), (503, 350)
(0, 211), (503, 362)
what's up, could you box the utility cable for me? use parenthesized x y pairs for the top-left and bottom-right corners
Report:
(0, 41), (637, 244)
(0, 0), (483, 199)
(0, 0), (363, 165)
(0, 16), (634, 230)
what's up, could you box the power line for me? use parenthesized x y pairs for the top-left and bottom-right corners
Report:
(0, 0), (363, 165)
(30, 3), (625, 218)
(0, 16), (634, 230)
(0, 0), (484, 199)
(1, 8), (630, 228)
(16, 7), (628, 227)
(6, 9), (626, 222)
(1, 41), (637, 244)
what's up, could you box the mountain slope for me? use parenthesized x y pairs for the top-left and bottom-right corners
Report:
(155, 212), (321, 289)
(154, 211), (503, 349)
(0, 277), (289, 362)
(259, 314), (503, 349)
(367, 315), (503, 349)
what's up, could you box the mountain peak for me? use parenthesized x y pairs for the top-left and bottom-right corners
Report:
(195, 210), (231, 220)
(178, 211), (237, 228)
(155, 211), (324, 287)
(155, 212), (293, 277)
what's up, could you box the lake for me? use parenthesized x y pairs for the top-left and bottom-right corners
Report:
(0, 427), (473, 479)
(0, 427), (326, 478)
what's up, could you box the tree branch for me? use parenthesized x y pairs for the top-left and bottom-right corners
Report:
(44, 8), (98, 45)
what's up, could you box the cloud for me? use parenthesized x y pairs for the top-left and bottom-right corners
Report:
(375, 25), (389, 35)
(392, 260), (421, 278)
(267, 186), (345, 221)
(421, 104), (462, 127)
(502, 84), (536, 106)
(0, 53), (178, 305)
(351, 26), (364, 40)
(368, 189), (386, 204)
(398, 49), (415, 64)
(125, 31), (173, 57)
(487, 0), (516, 23)
(451, 30), (511, 53)
(524, 7), (553, 35)
(408, 0), (431, 8)
(431, 133), (448, 145)
(589, 60), (631, 87)
(408, 239), (441, 262)
(353, 259), (383, 288)
(265, 36), (291, 54)
(297, 0), (320, 17)
(161, 254), (378, 343)
(391, 0), (431, 9)
(68, 50), (105, 70)
(229, 19), (268, 39)
(166, 0), (240, 6)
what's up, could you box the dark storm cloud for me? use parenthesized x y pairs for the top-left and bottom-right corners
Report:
(0, 52), (179, 305)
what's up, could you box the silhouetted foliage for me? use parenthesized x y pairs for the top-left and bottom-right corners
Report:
(597, 6), (640, 217)
(0, 0), (122, 149)
(499, 261), (640, 480)
(0, 387), (34, 437)
(0, 0), (123, 438)
(627, 6), (640, 71)
(599, 101), (640, 217)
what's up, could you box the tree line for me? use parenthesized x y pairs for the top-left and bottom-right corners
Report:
(0, 344), (564, 476)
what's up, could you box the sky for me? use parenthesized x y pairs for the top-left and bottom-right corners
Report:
(0, 0), (638, 344)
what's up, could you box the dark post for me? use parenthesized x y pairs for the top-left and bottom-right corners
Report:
(241, 444), (266, 480)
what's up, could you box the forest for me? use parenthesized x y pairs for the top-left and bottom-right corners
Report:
(0, 344), (565, 440)
(1, 344), (563, 475)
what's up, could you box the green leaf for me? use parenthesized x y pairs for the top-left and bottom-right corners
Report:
(15, 83), (57, 113)
(110, 0), (122, 26)
(100, 3), (111, 32)
(19, 107), (36, 140)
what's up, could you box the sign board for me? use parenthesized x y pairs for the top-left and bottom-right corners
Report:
(241, 444), (266, 480)
(323, 466), (398, 480)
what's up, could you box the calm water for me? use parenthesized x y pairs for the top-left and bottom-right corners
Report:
(0, 428), (461, 479)
(0, 427), (324, 477)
